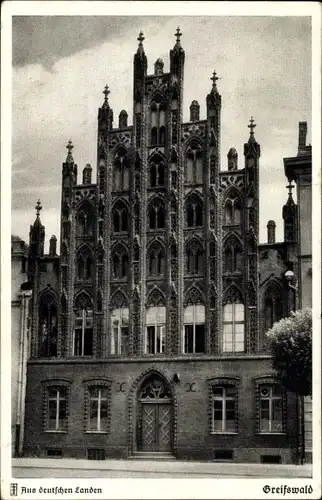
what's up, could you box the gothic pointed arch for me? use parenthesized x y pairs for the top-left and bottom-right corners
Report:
(184, 285), (204, 306)
(76, 199), (95, 237)
(223, 284), (243, 305)
(148, 196), (165, 230)
(76, 244), (94, 281)
(223, 187), (242, 226)
(110, 289), (128, 309)
(112, 198), (129, 233)
(223, 233), (243, 273)
(111, 242), (129, 279)
(185, 139), (203, 184)
(184, 191), (203, 227)
(74, 289), (93, 309)
(263, 278), (284, 331)
(146, 286), (166, 307)
(147, 239), (165, 277)
(38, 287), (59, 358)
(113, 145), (129, 191)
(185, 236), (204, 275)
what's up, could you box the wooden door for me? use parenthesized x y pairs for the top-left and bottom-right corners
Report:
(141, 403), (171, 452)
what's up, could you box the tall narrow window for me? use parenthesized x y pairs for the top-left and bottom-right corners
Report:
(224, 239), (243, 274)
(183, 305), (205, 354)
(186, 240), (203, 275)
(112, 201), (128, 232)
(76, 203), (94, 237)
(47, 387), (67, 431)
(74, 308), (93, 356)
(223, 302), (244, 352)
(77, 250), (93, 281)
(259, 384), (283, 433)
(264, 284), (283, 331)
(212, 386), (237, 433)
(185, 144), (203, 184)
(148, 199), (165, 230)
(224, 196), (242, 225)
(150, 103), (167, 146)
(185, 195), (203, 227)
(145, 306), (166, 354)
(88, 387), (109, 432)
(111, 308), (129, 355)
(113, 149), (129, 191)
(112, 245), (129, 279)
(148, 244), (165, 276)
(149, 157), (165, 188)
(38, 295), (58, 358)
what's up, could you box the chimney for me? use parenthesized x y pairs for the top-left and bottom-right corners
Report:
(189, 101), (200, 122)
(298, 121), (307, 151)
(119, 110), (128, 129)
(267, 220), (276, 244)
(82, 164), (92, 184)
(49, 235), (57, 256)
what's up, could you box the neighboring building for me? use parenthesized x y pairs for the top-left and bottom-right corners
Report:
(20, 31), (310, 463)
(11, 235), (31, 457)
(284, 123), (312, 462)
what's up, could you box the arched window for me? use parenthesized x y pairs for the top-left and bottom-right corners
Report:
(186, 239), (203, 275)
(145, 306), (166, 354)
(148, 243), (165, 276)
(112, 244), (129, 279)
(223, 238), (243, 273)
(149, 156), (165, 188)
(148, 198), (165, 230)
(112, 200), (128, 233)
(185, 194), (203, 227)
(111, 307), (129, 355)
(223, 301), (245, 353)
(264, 283), (283, 331)
(150, 101), (167, 147)
(183, 304), (205, 354)
(185, 143), (203, 184)
(76, 202), (94, 237)
(113, 149), (129, 191)
(151, 127), (158, 146)
(73, 294), (93, 356)
(38, 293), (58, 358)
(224, 195), (242, 225)
(76, 248), (93, 281)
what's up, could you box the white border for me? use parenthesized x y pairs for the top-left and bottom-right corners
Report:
(1, 2), (321, 499)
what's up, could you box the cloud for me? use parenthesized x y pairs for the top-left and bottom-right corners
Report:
(11, 16), (311, 247)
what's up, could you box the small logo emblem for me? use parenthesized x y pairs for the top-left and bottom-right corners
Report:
(10, 484), (18, 497)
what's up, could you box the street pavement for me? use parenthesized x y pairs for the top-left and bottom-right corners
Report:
(12, 458), (312, 479)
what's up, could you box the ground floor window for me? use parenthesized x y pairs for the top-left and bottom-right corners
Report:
(259, 384), (283, 433)
(47, 387), (67, 431)
(212, 385), (237, 433)
(88, 387), (109, 432)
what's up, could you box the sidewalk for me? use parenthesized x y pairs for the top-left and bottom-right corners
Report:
(12, 458), (313, 478)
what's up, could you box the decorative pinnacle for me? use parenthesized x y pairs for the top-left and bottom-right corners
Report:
(175, 27), (182, 44)
(248, 116), (256, 136)
(66, 139), (73, 154)
(211, 70), (219, 89)
(287, 179), (295, 198)
(35, 199), (42, 217)
(103, 85), (110, 107)
(137, 31), (145, 46)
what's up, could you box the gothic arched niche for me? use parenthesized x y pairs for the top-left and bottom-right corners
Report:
(147, 241), (165, 277)
(223, 234), (243, 274)
(223, 284), (243, 305)
(185, 237), (204, 275)
(223, 188), (242, 226)
(111, 243), (129, 279)
(184, 285), (204, 307)
(138, 374), (171, 400)
(263, 280), (283, 331)
(146, 287), (166, 307)
(110, 290), (128, 309)
(148, 197), (165, 230)
(76, 199), (95, 238)
(112, 198), (129, 233)
(184, 192), (203, 228)
(113, 146), (129, 191)
(149, 153), (165, 188)
(76, 244), (93, 281)
(185, 140), (203, 184)
(38, 290), (58, 358)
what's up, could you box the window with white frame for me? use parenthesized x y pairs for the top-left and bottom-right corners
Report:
(47, 387), (67, 431)
(145, 307), (166, 354)
(259, 384), (283, 433)
(74, 308), (93, 356)
(111, 308), (129, 355)
(183, 305), (205, 354)
(223, 302), (244, 352)
(212, 385), (237, 433)
(88, 386), (109, 432)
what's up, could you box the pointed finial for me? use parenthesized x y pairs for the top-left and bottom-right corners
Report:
(248, 116), (256, 136)
(102, 85), (110, 107)
(175, 27), (182, 44)
(286, 179), (295, 202)
(66, 139), (73, 154)
(137, 31), (145, 46)
(35, 199), (42, 217)
(211, 70), (219, 89)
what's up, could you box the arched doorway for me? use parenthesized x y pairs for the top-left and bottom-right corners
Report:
(136, 374), (172, 453)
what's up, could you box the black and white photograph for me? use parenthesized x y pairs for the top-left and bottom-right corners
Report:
(1, 1), (321, 499)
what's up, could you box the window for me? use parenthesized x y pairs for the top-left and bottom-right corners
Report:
(149, 158), (165, 187)
(38, 295), (58, 358)
(183, 305), (205, 354)
(111, 308), (129, 355)
(264, 284), (283, 331)
(76, 204), (94, 237)
(112, 201), (128, 232)
(185, 195), (203, 227)
(148, 199), (165, 230)
(113, 149), (129, 191)
(185, 145), (203, 184)
(224, 197), (241, 225)
(224, 240), (243, 273)
(77, 250), (93, 281)
(112, 245), (129, 279)
(212, 386), (237, 433)
(186, 240), (203, 275)
(223, 302), (244, 352)
(148, 244), (165, 276)
(47, 387), (67, 431)
(74, 308), (93, 356)
(88, 387), (109, 432)
(150, 104), (166, 146)
(259, 384), (283, 433)
(145, 307), (166, 354)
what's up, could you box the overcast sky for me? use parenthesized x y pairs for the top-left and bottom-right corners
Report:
(12, 15), (311, 251)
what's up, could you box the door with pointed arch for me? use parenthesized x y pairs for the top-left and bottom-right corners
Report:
(137, 374), (172, 453)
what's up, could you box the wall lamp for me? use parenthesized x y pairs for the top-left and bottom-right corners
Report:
(284, 269), (298, 291)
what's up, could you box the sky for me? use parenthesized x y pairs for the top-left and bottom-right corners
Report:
(11, 15), (312, 251)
